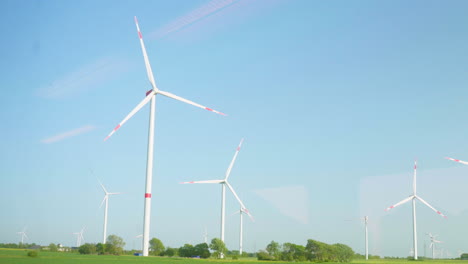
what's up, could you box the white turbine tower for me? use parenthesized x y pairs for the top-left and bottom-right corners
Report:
(362, 216), (369, 260)
(73, 227), (85, 247)
(204, 227), (208, 244)
(427, 233), (442, 259)
(17, 227), (28, 244)
(99, 180), (121, 244)
(385, 160), (447, 260)
(104, 17), (225, 256)
(181, 139), (251, 254)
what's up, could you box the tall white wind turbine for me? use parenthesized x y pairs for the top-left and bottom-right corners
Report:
(385, 160), (447, 260)
(104, 17), (225, 256)
(99, 180), (121, 244)
(17, 226), (28, 244)
(427, 233), (442, 259)
(73, 227), (85, 247)
(181, 139), (251, 252)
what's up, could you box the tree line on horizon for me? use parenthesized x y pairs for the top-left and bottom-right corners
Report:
(257, 239), (354, 262)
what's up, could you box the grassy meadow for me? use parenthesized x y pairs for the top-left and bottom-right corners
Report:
(1, 248), (468, 264)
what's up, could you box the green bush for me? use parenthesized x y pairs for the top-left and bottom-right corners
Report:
(27, 251), (38, 257)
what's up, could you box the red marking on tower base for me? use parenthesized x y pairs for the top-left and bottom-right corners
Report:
(145, 193), (151, 198)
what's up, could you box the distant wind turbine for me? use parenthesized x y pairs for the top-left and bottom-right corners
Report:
(17, 226), (28, 244)
(98, 180), (121, 244)
(385, 160), (447, 260)
(427, 233), (442, 259)
(181, 139), (251, 256)
(73, 227), (85, 247)
(104, 17), (225, 257)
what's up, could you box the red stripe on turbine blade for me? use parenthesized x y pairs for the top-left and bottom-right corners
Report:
(138, 32), (143, 39)
(205, 107), (213, 112)
(237, 147), (240, 151)
(114, 124), (121, 131)
(145, 193), (151, 198)
(104, 136), (110, 141)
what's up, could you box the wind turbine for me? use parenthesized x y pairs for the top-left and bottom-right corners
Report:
(384, 160), (447, 260)
(104, 17), (225, 256)
(181, 139), (251, 254)
(99, 180), (121, 244)
(17, 226), (28, 244)
(427, 233), (442, 259)
(73, 227), (85, 247)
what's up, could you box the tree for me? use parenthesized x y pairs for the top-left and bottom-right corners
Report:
(96, 243), (106, 255)
(179, 244), (194, 257)
(333, 243), (354, 262)
(78, 243), (96, 254)
(210, 238), (227, 259)
(106, 234), (125, 255)
(48, 243), (58, 252)
(164, 247), (178, 257)
(194, 243), (211, 259)
(149, 238), (165, 256)
(266, 241), (281, 259)
(257, 250), (274, 260)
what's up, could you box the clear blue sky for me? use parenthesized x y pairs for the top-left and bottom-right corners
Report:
(1, 0), (468, 257)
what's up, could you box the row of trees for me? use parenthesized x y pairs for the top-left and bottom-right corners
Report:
(78, 235), (125, 255)
(258, 239), (354, 262)
(148, 238), (227, 259)
(0, 243), (39, 249)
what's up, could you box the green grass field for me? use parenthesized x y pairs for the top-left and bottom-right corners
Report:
(1, 249), (467, 264)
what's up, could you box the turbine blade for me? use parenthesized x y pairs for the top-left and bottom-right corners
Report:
(242, 207), (255, 222)
(109, 192), (122, 195)
(98, 180), (108, 194)
(134, 16), (157, 90)
(430, 243), (433, 248)
(445, 157), (468, 165)
(385, 196), (413, 211)
(100, 196), (107, 208)
(180, 180), (224, 184)
(158, 90), (226, 116)
(104, 90), (156, 141)
(415, 196), (448, 219)
(231, 210), (241, 216)
(225, 182), (254, 221)
(225, 138), (244, 181)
